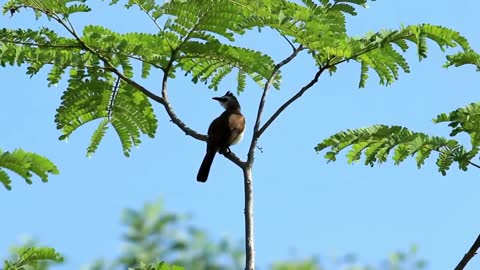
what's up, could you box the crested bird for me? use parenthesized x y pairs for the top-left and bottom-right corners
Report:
(197, 91), (245, 182)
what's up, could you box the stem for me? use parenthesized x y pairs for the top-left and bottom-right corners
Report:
(242, 45), (304, 269)
(243, 166), (255, 270)
(455, 234), (480, 270)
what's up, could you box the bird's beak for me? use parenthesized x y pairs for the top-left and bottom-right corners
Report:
(212, 97), (222, 101)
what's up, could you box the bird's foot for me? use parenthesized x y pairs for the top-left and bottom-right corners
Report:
(220, 147), (231, 155)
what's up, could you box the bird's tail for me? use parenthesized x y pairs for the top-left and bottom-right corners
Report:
(197, 150), (216, 182)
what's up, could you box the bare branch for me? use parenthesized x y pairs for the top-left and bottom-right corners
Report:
(280, 33), (296, 52)
(161, 60), (207, 141)
(258, 66), (326, 137)
(468, 161), (480, 169)
(455, 234), (480, 270)
(224, 152), (245, 167)
(246, 45), (304, 163)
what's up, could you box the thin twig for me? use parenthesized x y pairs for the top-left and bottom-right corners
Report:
(280, 33), (296, 52)
(133, 0), (164, 33)
(258, 66), (326, 137)
(468, 161), (480, 169)
(455, 234), (480, 270)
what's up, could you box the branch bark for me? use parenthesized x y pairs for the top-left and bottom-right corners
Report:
(455, 234), (480, 270)
(243, 166), (255, 270)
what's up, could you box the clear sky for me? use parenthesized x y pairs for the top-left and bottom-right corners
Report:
(1, 1), (480, 269)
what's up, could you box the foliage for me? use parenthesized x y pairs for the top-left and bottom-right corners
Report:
(127, 262), (183, 270)
(0, 0), (472, 157)
(2, 199), (427, 270)
(445, 49), (480, 71)
(0, 148), (59, 190)
(271, 257), (321, 270)
(315, 124), (475, 175)
(316, 54), (480, 175)
(3, 246), (63, 270)
(84, 199), (244, 270)
(270, 246), (427, 270)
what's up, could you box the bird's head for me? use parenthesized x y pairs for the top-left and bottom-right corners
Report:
(212, 91), (240, 110)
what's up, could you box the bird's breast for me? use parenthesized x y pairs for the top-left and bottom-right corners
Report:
(231, 129), (244, 145)
(228, 113), (245, 145)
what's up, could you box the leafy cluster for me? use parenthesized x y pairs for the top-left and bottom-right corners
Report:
(316, 103), (480, 175)
(434, 102), (480, 147)
(316, 124), (474, 175)
(85, 199), (244, 270)
(127, 262), (183, 270)
(1, 0), (472, 157)
(445, 49), (480, 71)
(3, 246), (63, 270)
(55, 68), (157, 157)
(0, 148), (58, 190)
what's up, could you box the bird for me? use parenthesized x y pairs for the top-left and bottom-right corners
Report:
(197, 91), (245, 182)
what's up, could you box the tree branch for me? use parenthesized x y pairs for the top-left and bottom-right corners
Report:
(455, 234), (480, 270)
(258, 66), (326, 137)
(242, 45), (304, 270)
(468, 161), (480, 169)
(280, 33), (296, 52)
(246, 45), (304, 163)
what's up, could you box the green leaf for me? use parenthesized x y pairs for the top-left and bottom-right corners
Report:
(87, 119), (110, 157)
(4, 246), (63, 269)
(55, 68), (157, 157)
(0, 149), (59, 190)
(237, 70), (246, 93)
(433, 102), (480, 147)
(445, 50), (480, 71)
(0, 169), (12, 190)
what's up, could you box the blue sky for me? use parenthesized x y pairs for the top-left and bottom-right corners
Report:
(1, 1), (480, 269)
